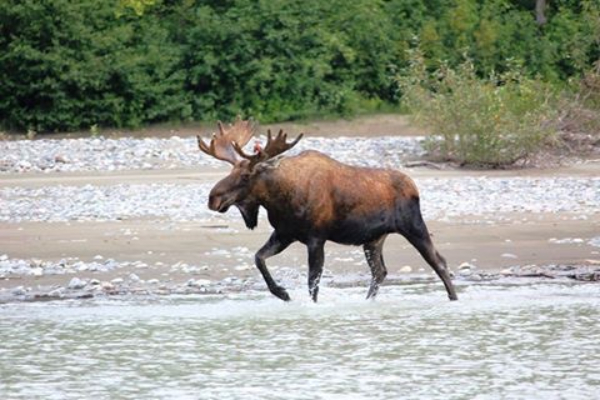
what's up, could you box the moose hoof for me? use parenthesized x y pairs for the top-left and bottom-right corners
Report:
(271, 286), (291, 302)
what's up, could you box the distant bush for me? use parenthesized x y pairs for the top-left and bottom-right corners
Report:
(398, 51), (558, 167)
(556, 61), (600, 148)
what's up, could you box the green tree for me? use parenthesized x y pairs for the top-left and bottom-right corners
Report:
(0, 0), (186, 132)
(179, 0), (399, 122)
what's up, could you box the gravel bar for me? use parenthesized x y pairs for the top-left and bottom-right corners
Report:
(1, 176), (598, 223)
(0, 135), (425, 173)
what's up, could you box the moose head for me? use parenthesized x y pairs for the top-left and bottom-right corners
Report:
(197, 118), (303, 228)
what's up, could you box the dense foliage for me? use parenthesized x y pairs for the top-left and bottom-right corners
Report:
(1, 0), (599, 132)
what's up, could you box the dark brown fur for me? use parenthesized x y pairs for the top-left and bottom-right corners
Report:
(208, 150), (458, 302)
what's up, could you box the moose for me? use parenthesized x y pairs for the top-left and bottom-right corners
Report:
(198, 119), (458, 302)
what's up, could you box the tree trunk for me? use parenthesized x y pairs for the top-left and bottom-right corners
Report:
(536, 0), (547, 26)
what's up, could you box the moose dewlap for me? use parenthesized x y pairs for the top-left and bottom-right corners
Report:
(197, 119), (458, 302)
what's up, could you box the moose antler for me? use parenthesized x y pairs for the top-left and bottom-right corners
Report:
(233, 129), (303, 166)
(197, 117), (256, 165)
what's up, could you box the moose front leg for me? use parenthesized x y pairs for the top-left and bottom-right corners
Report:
(255, 232), (294, 301)
(307, 238), (325, 302)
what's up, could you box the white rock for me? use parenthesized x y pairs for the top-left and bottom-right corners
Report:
(68, 277), (87, 289)
(48, 288), (64, 297)
(128, 273), (141, 282)
(399, 265), (412, 273)
(187, 278), (211, 287)
(458, 262), (476, 270)
(111, 278), (124, 284)
(11, 286), (26, 296)
(17, 160), (32, 170)
(147, 279), (159, 285)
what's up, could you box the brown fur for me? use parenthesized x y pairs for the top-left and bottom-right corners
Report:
(207, 148), (457, 302)
(253, 151), (419, 232)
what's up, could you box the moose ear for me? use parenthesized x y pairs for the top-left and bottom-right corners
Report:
(251, 156), (282, 174)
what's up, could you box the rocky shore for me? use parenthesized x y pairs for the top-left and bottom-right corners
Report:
(1, 127), (599, 303)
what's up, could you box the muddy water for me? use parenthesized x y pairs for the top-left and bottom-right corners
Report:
(1, 281), (599, 400)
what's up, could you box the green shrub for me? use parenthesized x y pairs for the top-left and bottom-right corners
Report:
(398, 51), (558, 167)
(557, 60), (600, 138)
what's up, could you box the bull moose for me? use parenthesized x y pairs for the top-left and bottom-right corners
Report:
(198, 119), (458, 302)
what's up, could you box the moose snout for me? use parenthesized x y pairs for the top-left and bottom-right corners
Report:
(208, 194), (230, 212)
(208, 194), (220, 211)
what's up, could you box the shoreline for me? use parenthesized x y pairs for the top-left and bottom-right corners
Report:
(2, 264), (599, 305)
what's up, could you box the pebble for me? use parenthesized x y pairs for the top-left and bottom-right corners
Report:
(399, 265), (413, 273)
(48, 287), (64, 297)
(11, 286), (27, 296)
(67, 277), (86, 290)
(187, 278), (211, 287)
(458, 262), (476, 277)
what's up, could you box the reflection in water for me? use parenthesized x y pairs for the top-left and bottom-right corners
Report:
(1, 282), (599, 400)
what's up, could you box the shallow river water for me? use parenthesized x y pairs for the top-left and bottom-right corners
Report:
(1, 281), (599, 400)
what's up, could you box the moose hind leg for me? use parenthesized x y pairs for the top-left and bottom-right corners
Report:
(399, 200), (458, 301)
(307, 238), (325, 302)
(255, 232), (294, 301)
(414, 239), (458, 301)
(364, 235), (388, 299)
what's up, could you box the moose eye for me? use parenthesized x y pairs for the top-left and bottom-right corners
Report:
(240, 173), (251, 183)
